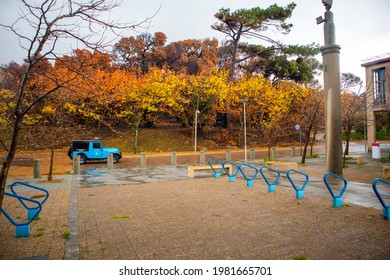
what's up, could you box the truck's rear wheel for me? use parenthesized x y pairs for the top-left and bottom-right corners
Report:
(79, 154), (87, 165)
(113, 154), (120, 163)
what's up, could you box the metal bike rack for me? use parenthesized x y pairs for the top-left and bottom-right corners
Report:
(372, 178), (390, 220)
(323, 172), (348, 207)
(208, 158), (224, 178)
(222, 161), (240, 182)
(1, 193), (42, 237)
(1, 182), (49, 237)
(9, 181), (49, 220)
(238, 163), (258, 187)
(286, 169), (309, 199)
(259, 165), (281, 192)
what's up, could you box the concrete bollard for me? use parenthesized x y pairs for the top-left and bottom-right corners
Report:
(200, 149), (206, 165)
(171, 151), (177, 165)
(33, 160), (42, 178)
(250, 148), (255, 161)
(107, 154), (114, 169)
(291, 146), (296, 157)
(72, 155), (80, 175)
(226, 149), (231, 161)
(140, 152), (147, 167)
(271, 147), (276, 159)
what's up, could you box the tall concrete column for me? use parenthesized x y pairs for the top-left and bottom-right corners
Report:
(317, 0), (343, 176)
(322, 45), (343, 175)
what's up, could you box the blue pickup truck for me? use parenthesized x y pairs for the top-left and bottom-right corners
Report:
(67, 139), (122, 164)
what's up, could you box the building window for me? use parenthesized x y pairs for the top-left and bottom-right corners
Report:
(373, 67), (386, 105)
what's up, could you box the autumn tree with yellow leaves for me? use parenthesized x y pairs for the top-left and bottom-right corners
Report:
(0, 1), (328, 214)
(0, 0), (151, 211)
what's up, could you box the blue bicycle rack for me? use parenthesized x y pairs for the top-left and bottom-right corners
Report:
(1, 182), (49, 237)
(208, 158), (224, 178)
(10, 181), (49, 220)
(286, 169), (309, 199)
(1, 193), (42, 237)
(323, 172), (348, 207)
(222, 161), (240, 182)
(238, 163), (258, 187)
(372, 178), (390, 220)
(259, 165), (281, 192)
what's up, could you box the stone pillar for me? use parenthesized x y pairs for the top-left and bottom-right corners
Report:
(250, 148), (255, 161)
(33, 160), (42, 178)
(322, 45), (343, 175)
(271, 147), (276, 159)
(200, 149), (206, 165)
(107, 154), (113, 169)
(290, 147), (296, 157)
(72, 155), (80, 175)
(171, 151), (177, 165)
(140, 152), (146, 167)
(226, 150), (231, 161)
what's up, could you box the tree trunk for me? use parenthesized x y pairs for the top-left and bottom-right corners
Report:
(301, 141), (308, 164)
(344, 129), (351, 156)
(267, 145), (271, 159)
(301, 130), (311, 164)
(343, 128), (351, 166)
(48, 147), (54, 181)
(0, 114), (23, 212)
(228, 24), (243, 82)
(310, 130), (318, 157)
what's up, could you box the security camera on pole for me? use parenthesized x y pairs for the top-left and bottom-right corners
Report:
(317, 0), (343, 175)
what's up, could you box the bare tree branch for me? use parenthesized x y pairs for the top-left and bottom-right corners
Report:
(0, 140), (9, 151)
(0, 0), (154, 211)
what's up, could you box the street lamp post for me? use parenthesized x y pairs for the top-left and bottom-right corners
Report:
(242, 99), (248, 161)
(130, 101), (137, 154)
(194, 109), (200, 152)
(295, 124), (302, 156)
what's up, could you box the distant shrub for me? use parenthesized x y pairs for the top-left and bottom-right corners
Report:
(306, 154), (319, 159)
(376, 131), (389, 140)
(380, 157), (389, 163)
(342, 131), (365, 140)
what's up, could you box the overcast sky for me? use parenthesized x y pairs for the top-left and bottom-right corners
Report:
(0, 0), (389, 83)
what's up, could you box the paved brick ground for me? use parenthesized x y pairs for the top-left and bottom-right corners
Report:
(0, 187), (70, 259)
(1, 144), (390, 260)
(77, 178), (390, 260)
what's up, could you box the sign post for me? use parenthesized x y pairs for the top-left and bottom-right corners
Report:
(295, 124), (302, 156)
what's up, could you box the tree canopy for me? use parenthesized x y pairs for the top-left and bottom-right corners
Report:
(211, 3), (320, 82)
(0, 0), (149, 212)
(1, 1), (362, 213)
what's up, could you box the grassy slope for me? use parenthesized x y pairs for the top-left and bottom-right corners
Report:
(103, 126), (224, 153)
